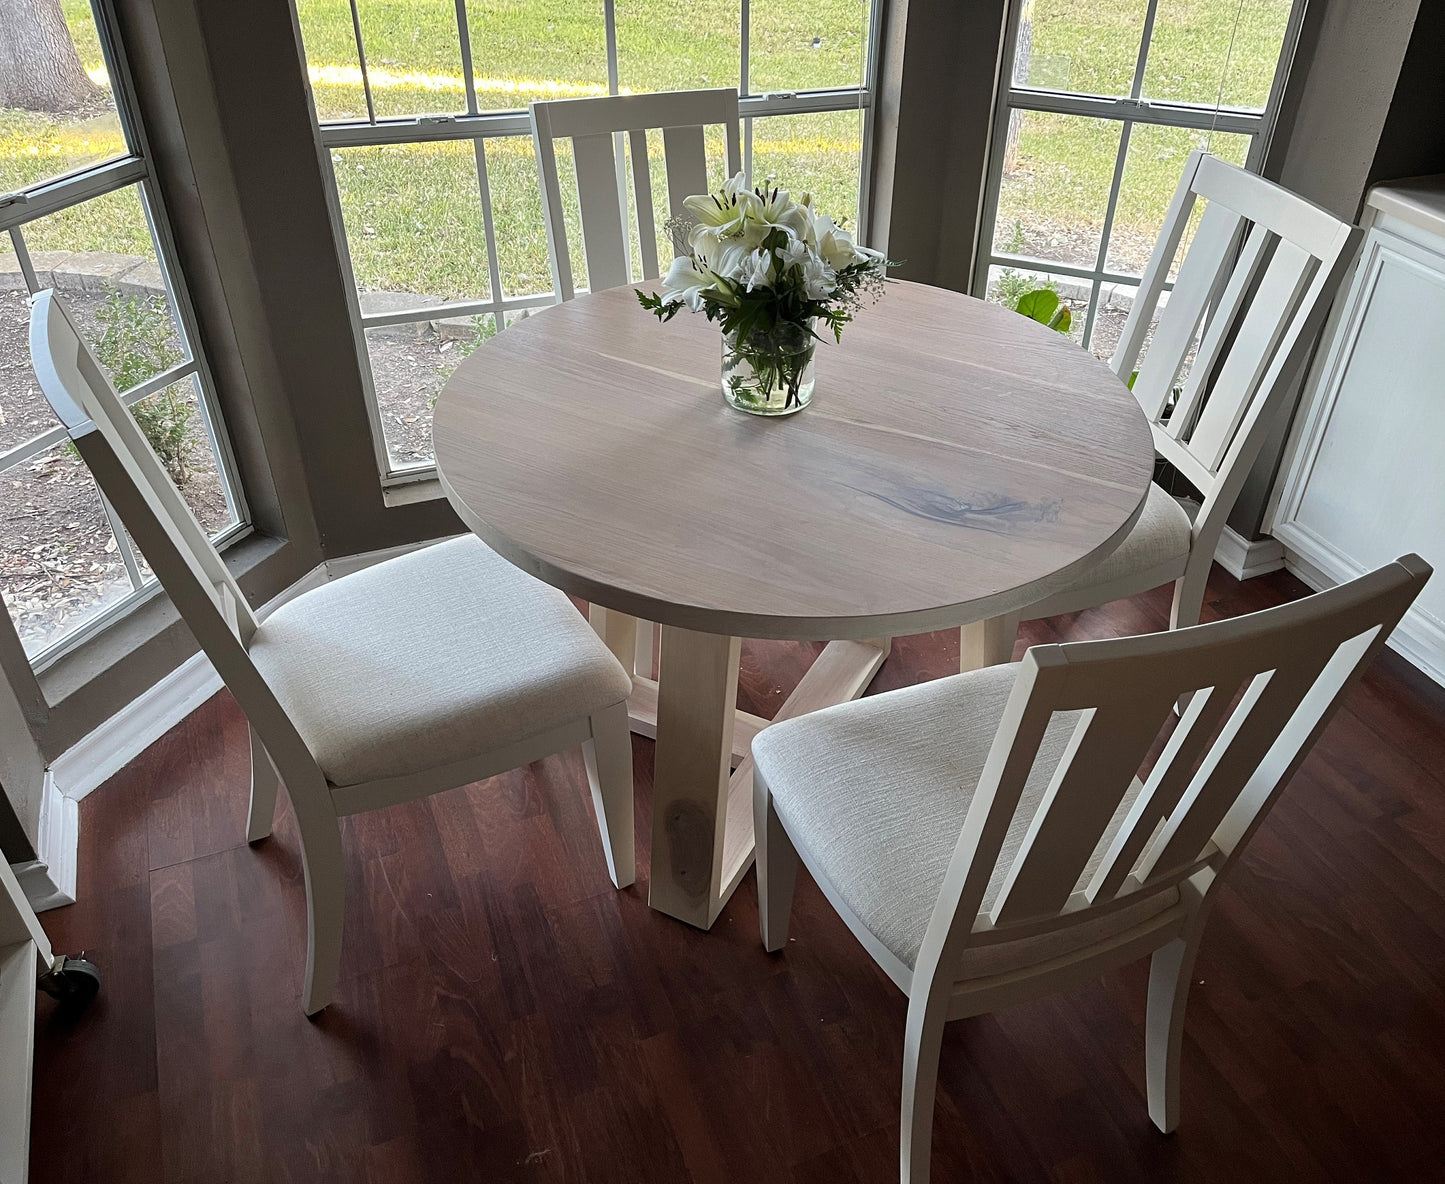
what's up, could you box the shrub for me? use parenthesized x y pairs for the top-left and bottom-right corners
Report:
(93, 292), (194, 482)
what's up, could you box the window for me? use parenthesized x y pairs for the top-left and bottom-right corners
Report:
(1, 0), (247, 665)
(976, 0), (1305, 354)
(294, 0), (880, 481)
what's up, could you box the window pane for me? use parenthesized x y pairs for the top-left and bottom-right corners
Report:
(333, 142), (491, 303)
(353, 0), (467, 119)
(466, 0), (609, 111)
(486, 135), (578, 296)
(616, 0), (740, 93)
(1142, 0), (1294, 111)
(1011, 0), (1151, 98)
(0, 442), (135, 658)
(992, 111), (1121, 269)
(0, 0), (126, 194)
(750, 109), (863, 232)
(1088, 280), (1143, 361)
(1105, 125), (1249, 277)
(1, 280), (65, 447)
(294, 0), (369, 122)
(986, 263), (1088, 346)
(19, 187), (188, 395)
(748, 0), (869, 94)
(365, 315), (496, 468)
(131, 375), (237, 537)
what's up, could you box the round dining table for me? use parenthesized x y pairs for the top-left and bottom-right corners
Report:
(433, 280), (1155, 930)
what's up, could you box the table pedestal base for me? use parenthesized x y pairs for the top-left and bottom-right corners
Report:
(590, 607), (889, 929)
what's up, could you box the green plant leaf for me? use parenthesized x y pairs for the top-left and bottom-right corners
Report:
(1014, 288), (1060, 325)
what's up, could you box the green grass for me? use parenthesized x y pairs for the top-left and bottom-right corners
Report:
(6, 0), (1288, 301)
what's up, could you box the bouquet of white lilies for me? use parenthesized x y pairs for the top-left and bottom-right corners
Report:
(640, 173), (887, 339)
(638, 174), (889, 414)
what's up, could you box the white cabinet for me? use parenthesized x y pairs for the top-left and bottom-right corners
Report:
(1271, 177), (1445, 685)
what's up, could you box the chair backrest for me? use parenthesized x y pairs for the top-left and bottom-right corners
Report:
(28, 291), (316, 778)
(531, 88), (742, 301)
(925, 555), (1429, 980)
(1111, 152), (1362, 550)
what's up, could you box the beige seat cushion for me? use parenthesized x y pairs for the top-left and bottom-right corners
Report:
(249, 536), (632, 786)
(1064, 480), (1193, 598)
(752, 663), (1177, 977)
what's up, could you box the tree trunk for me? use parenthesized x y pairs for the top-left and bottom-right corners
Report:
(0, 0), (101, 114)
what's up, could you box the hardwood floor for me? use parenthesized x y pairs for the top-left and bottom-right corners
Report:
(29, 566), (1445, 1182)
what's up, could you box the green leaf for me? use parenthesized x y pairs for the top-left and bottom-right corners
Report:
(1014, 288), (1060, 325)
(1127, 370), (1140, 390)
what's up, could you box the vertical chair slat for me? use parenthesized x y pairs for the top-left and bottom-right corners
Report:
(573, 132), (631, 293)
(1140, 653), (1332, 882)
(1130, 199), (1242, 422)
(1110, 150), (1208, 386)
(1086, 679), (1243, 902)
(1185, 238), (1317, 471)
(1163, 220), (1275, 442)
(990, 695), (1181, 926)
(630, 128), (661, 280)
(662, 124), (709, 220)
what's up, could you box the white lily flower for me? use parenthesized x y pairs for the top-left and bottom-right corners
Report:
(778, 235), (811, 270)
(801, 255), (837, 299)
(738, 247), (775, 292)
(659, 253), (713, 311)
(811, 213), (869, 271)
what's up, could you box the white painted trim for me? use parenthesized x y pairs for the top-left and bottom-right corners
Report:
(36, 536), (463, 904)
(1285, 547), (1445, 688)
(1213, 526), (1285, 581)
(14, 772), (77, 912)
(50, 649), (221, 805)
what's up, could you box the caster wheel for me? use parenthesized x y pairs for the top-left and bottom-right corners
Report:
(37, 954), (102, 1012)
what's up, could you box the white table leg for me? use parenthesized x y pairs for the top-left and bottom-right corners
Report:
(960, 613), (1020, 673)
(649, 629), (891, 929)
(649, 626), (741, 927)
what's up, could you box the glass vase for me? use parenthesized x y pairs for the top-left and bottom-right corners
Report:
(721, 319), (817, 416)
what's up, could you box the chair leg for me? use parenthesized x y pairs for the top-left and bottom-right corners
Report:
(753, 768), (799, 953)
(290, 786), (346, 1016)
(584, 701), (635, 889)
(900, 991), (949, 1184)
(1169, 565), (1208, 632)
(1146, 934), (1201, 1133)
(959, 612), (1020, 673)
(246, 725), (279, 844)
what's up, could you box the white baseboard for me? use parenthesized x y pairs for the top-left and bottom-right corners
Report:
(1214, 526), (1286, 581)
(50, 649), (223, 804)
(14, 772), (77, 912)
(36, 536), (454, 903)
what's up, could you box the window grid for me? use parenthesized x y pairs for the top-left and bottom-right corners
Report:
(0, 0), (249, 669)
(312, 0), (881, 484)
(975, 0), (1308, 353)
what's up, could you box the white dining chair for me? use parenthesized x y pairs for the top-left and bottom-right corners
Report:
(961, 152), (1363, 672)
(29, 289), (637, 1016)
(754, 556), (1429, 1183)
(532, 88), (742, 681)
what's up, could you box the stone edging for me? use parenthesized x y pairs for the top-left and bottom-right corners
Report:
(0, 249), (168, 299)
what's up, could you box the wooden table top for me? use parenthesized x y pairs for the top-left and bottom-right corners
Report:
(433, 280), (1155, 641)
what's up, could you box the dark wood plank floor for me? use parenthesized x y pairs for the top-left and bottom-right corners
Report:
(29, 565), (1445, 1183)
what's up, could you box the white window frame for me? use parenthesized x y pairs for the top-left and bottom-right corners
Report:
(0, 0), (249, 669)
(308, 0), (885, 487)
(973, 0), (1310, 348)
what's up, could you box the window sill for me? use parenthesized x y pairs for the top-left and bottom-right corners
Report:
(382, 475), (446, 507)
